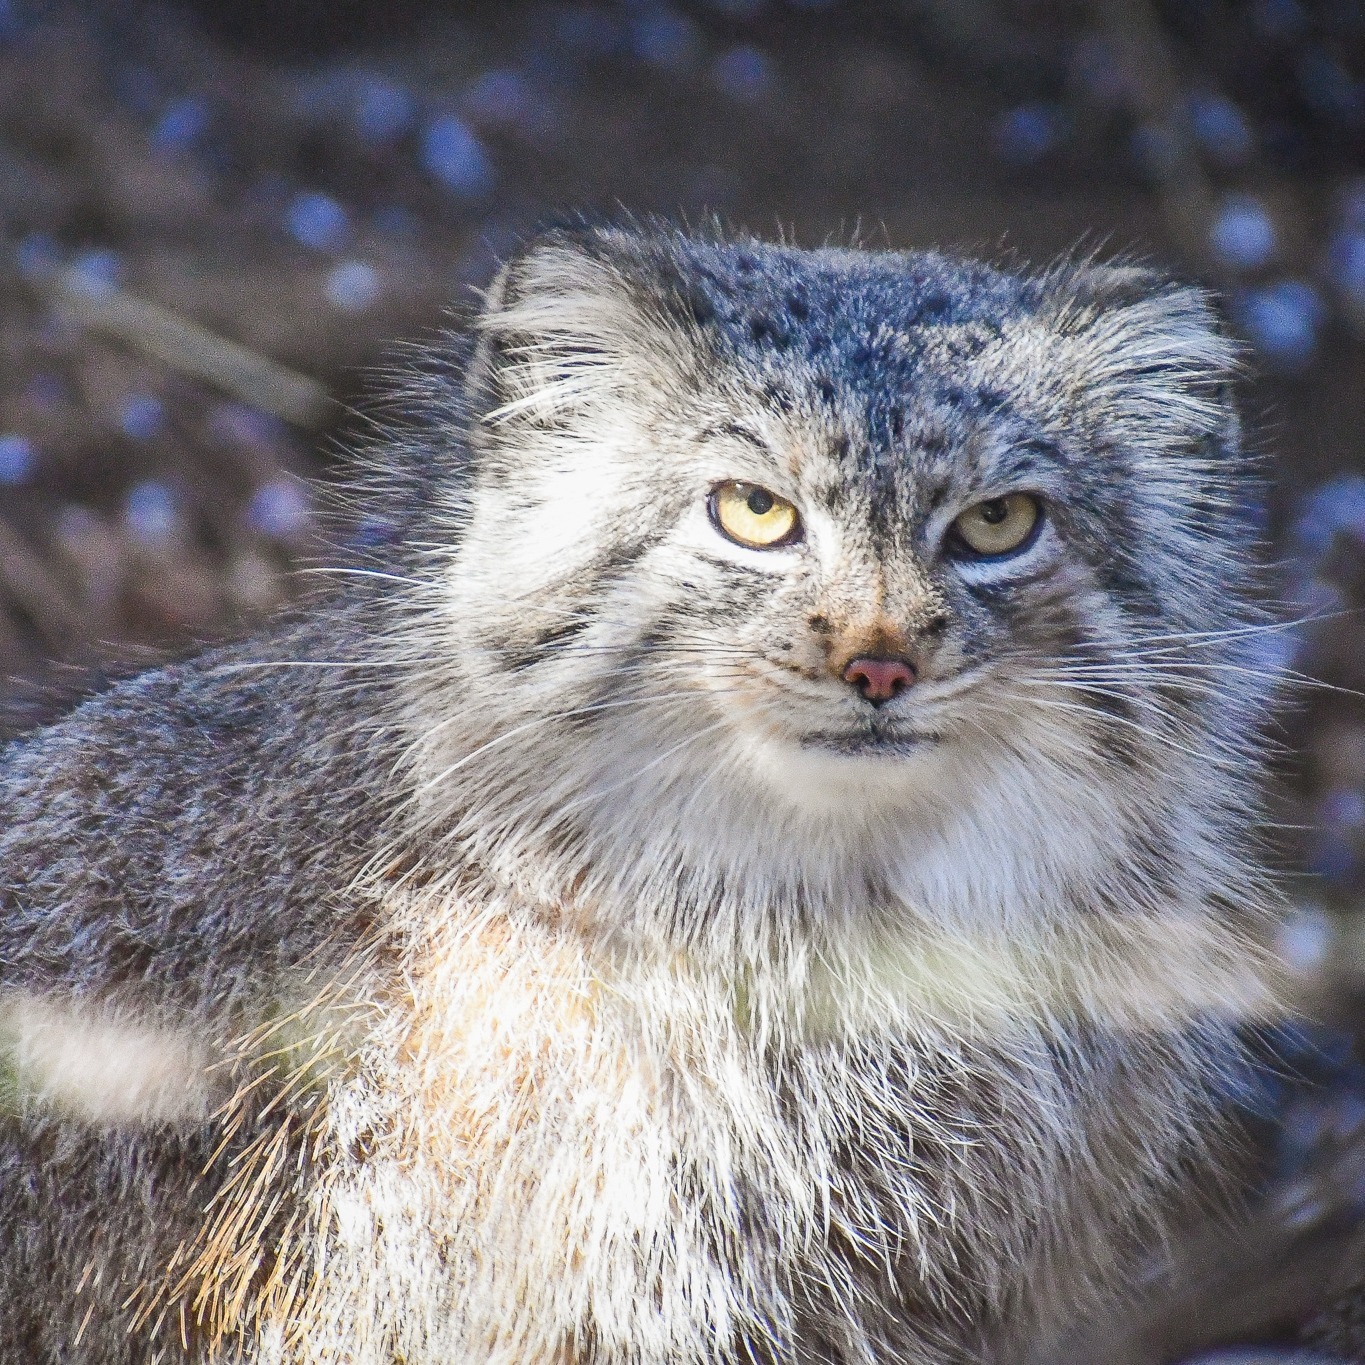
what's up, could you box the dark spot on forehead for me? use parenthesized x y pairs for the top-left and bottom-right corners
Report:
(915, 289), (951, 322)
(749, 313), (792, 350)
(686, 290), (716, 328)
(763, 380), (793, 412)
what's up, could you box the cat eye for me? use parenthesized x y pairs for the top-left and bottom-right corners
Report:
(709, 481), (801, 549)
(948, 493), (1042, 559)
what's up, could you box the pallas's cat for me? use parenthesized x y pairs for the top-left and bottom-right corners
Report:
(0, 225), (1281, 1363)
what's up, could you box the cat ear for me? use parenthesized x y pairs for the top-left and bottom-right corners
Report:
(1052, 265), (1241, 449)
(469, 229), (690, 431)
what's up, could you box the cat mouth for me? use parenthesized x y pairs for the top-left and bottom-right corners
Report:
(798, 729), (941, 756)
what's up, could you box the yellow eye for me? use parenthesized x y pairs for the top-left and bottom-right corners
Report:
(950, 493), (1041, 558)
(709, 481), (801, 549)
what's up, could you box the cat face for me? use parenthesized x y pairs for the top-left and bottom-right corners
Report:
(436, 228), (1261, 842)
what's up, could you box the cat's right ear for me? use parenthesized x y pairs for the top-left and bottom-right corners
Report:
(467, 231), (689, 433)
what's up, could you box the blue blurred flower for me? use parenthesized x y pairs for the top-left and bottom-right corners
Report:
(1292, 474), (1365, 557)
(994, 104), (1064, 165)
(15, 232), (58, 280)
(67, 249), (124, 300)
(1209, 194), (1276, 272)
(124, 480), (180, 545)
(247, 479), (311, 539)
(465, 69), (534, 126)
(25, 374), (64, 410)
(209, 402), (282, 449)
(1336, 178), (1365, 229)
(286, 192), (349, 252)
(1298, 48), (1365, 125)
(324, 260), (382, 313)
(1329, 228), (1365, 301)
(1322, 788), (1365, 832)
(353, 77), (416, 145)
(119, 394), (165, 442)
(373, 205), (418, 240)
(629, 6), (700, 71)
(1244, 280), (1321, 364)
(150, 96), (209, 153)
(1187, 92), (1253, 166)
(1237, 280), (1323, 370)
(1308, 829), (1357, 886)
(1069, 35), (1127, 106)
(553, 5), (621, 58)
(1277, 907), (1332, 977)
(420, 115), (495, 197)
(712, 45), (772, 101)
(0, 434), (34, 485)
(1253, 0), (1305, 37)
(1130, 122), (1179, 176)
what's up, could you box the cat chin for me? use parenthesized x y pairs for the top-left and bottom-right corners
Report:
(795, 731), (942, 758)
(739, 724), (962, 818)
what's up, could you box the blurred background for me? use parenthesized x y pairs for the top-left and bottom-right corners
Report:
(0, 0), (1364, 1359)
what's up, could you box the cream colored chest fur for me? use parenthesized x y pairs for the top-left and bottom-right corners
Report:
(240, 878), (1260, 1365)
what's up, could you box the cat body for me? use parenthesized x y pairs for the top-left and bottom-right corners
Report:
(0, 226), (1281, 1363)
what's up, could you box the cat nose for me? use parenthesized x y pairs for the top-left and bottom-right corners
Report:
(842, 656), (916, 704)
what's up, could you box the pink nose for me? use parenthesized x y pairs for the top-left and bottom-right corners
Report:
(842, 656), (916, 704)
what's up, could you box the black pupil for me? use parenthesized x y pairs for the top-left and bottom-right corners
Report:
(746, 488), (775, 515)
(979, 498), (1010, 524)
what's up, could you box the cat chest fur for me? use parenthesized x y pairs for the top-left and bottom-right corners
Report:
(275, 881), (1243, 1365)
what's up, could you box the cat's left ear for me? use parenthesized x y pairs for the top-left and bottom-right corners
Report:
(467, 227), (692, 431)
(1050, 264), (1241, 450)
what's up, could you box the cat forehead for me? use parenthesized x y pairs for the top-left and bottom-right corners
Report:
(654, 239), (1032, 382)
(601, 238), (1057, 448)
(680, 240), (1021, 322)
(484, 229), (1234, 509)
(660, 247), (1045, 471)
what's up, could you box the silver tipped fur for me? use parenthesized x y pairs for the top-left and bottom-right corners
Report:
(0, 224), (1284, 1363)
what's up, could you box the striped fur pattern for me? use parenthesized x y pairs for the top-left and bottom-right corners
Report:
(0, 225), (1283, 1363)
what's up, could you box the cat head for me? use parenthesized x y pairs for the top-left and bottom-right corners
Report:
(406, 224), (1269, 928)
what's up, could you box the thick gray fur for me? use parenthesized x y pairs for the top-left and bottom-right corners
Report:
(0, 223), (1285, 1363)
